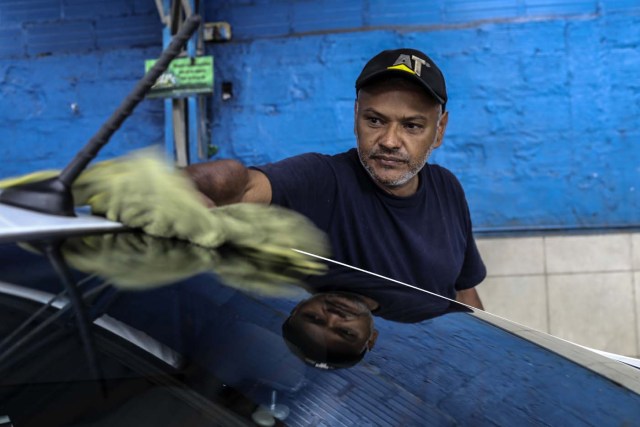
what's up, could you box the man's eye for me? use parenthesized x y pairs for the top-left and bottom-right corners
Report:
(366, 117), (382, 125)
(340, 328), (356, 337)
(303, 313), (323, 323)
(405, 123), (423, 130)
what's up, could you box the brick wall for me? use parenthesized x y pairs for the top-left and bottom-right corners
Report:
(205, 0), (640, 231)
(1, 1), (638, 231)
(0, 0), (163, 177)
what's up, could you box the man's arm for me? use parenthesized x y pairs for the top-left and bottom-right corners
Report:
(456, 287), (484, 310)
(184, 159), (272, 206)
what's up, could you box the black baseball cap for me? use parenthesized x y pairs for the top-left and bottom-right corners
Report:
(355, 48), (447, 108)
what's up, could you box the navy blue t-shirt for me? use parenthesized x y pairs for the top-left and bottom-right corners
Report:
(254, 148), (486, 300)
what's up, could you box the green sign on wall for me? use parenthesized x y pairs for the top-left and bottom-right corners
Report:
(145, 56), (214, 98)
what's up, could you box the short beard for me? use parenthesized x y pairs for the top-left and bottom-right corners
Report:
(357, 141), (435, 188)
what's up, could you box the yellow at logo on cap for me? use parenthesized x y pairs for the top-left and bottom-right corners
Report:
(386, 64), (416, 74)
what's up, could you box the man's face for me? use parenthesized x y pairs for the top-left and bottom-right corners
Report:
(289, 293), (378, 355)
(354, 80), (448, 197)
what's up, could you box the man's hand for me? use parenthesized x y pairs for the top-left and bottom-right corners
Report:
(455, 287), (484, 310)
(184, 159), (272, 206)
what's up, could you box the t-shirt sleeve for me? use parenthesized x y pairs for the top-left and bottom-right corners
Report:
(451, 178), (487, 291)
(251, 153), (338, 228)
(436, 168), (487, 291)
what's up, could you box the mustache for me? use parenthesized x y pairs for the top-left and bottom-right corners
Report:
(368, 149), (409, 163)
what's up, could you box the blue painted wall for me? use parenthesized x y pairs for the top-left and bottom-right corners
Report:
(204, 0), (640, 231)
(0, 0), (163, 178)
(1, 1), (639, 231)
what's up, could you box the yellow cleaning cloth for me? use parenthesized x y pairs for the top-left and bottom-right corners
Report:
(76, 151), (328, 256)
(2, 149), (330, 291)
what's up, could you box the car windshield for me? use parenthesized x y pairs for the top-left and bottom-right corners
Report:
(1, 229), (640, 426)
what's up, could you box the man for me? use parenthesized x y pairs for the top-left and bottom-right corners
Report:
(282, 268), (474, 369)
(186, 48), (486, 309)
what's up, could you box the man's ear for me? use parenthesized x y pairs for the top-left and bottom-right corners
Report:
(353, 99), (359, 136)
(366, 329), (379, 350)
(433, 109), (449, 148)
(290, 300), (303, 316)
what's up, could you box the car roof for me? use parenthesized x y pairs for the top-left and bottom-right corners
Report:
(1, 202), (640, 425)
(0, 203), (124, 243)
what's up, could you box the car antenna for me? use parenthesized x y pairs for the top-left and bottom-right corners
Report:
(0, 15), (202, 217)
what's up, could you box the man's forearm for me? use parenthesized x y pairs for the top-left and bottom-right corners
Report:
(184, 159), (250, 206)
(455, 287), (484, 310)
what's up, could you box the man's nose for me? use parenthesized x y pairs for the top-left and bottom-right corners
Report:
(378, 123), (402, 150)
(325, 314), (347, 328)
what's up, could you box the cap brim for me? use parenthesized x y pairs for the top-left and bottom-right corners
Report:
(356, 69), (445, 105)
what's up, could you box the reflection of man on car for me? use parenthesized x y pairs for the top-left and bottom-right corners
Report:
(282, 292), (379, 369)
(11, 229), (465, 371)
(15, 231), (468, 370)
(281, 266), (472, 369)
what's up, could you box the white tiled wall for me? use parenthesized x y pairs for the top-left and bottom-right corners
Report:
(475, 232), (640, 357)
(632, 235), (640, 270)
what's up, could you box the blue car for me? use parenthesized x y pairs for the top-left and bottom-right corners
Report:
(0, 202), (639, 427)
